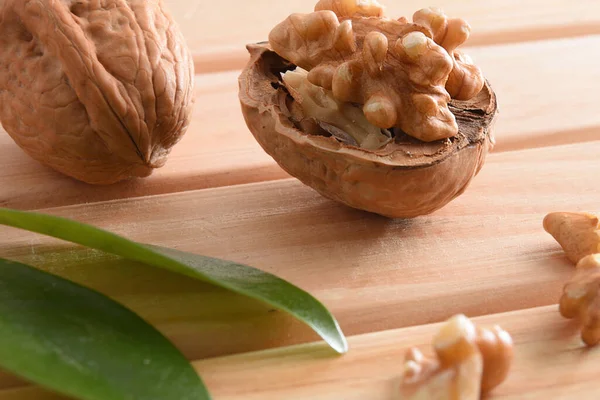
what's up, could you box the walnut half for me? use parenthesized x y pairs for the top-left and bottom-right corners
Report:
(238, 0), (497, 218)
(0, 0), (194, 184)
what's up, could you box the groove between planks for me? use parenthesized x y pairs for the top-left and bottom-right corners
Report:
(192, 306), (600, 400)
(1, 141), (598, 362)
(193, 23), (600, 74)
(196, 306), (600, 400)
(1, 35), (599, 210)
(2, 306), (599, 399)
(160, 0), (600, 74)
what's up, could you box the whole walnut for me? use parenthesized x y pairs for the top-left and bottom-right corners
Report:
(0, 0), (195, 184)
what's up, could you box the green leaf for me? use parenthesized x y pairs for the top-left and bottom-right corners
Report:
(0, 208), (348, 354)
(0, 257), (210, 400)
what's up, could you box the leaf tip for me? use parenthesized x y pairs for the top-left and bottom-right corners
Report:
(336, 339), (349, 354)
(327, 325), (349, 354)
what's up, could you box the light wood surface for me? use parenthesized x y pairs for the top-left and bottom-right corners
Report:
(1, 141), (599, 361)
(1, 1), (599, 399)
(2, 306), (599, 399)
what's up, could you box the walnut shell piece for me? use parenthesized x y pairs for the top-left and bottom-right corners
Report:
(238, 43), (496, 218)
(0, 0), (194, 184)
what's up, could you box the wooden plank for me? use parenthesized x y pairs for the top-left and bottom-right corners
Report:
(162, 0), (600, 73)
(3, 306), (599, 399)
(193, 306), (600, 400)
(2, 36), (599, 210)
(485, 37), (600, 152)
(1, 141), (598, 361)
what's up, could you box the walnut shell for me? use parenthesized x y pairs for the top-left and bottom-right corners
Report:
(239, 44), (497, 218)
(0, 0), (194, 184)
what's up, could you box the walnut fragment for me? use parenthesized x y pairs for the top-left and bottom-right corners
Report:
(543, 212), (600, 346)
(544, 212), (600, 265)
(560, 255), (600, 346)
(239, 0), (497, 218)
(399, 315), (513, 399)
(0, 0), (194, 184)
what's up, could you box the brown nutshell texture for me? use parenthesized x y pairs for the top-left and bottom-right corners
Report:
(0, 0), (194, 184)
(238, 43), (496, 218)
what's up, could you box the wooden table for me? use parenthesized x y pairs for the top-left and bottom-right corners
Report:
(1, 1), (600, 399)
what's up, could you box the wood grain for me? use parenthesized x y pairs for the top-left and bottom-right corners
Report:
(2, 306), (598, 399)
(2, 36), (599, 210)
(161, 0), (600, 73)
(192, 306), (600, 400)
(1, 141), (598, 361)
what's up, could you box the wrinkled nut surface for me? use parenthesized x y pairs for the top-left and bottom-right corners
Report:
(544, 212), (600, 265)
(239, 0), (497, 218)
(314, 0), (384, 17)
(399, 314), (513, 399)
(412, 7), (484, 101)
(282, 67), (393, 150)
(559, 254), (600, 346)
(0, 0), (194, 184)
